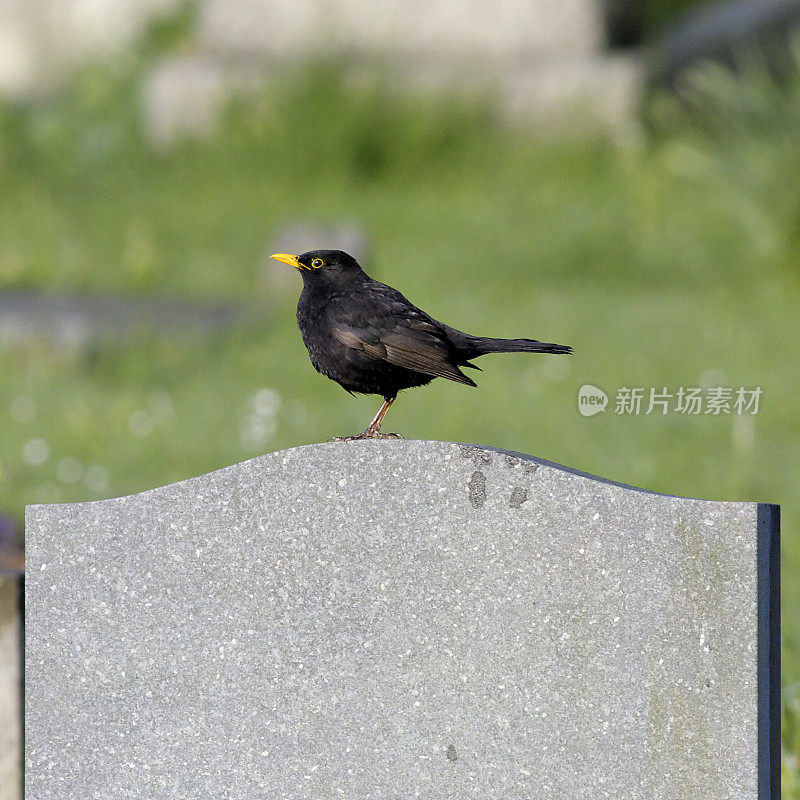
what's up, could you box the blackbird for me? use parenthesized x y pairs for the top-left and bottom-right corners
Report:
(270, 249), (572, 439)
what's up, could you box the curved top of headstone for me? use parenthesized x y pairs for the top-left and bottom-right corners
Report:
(24, 439), (770, 515)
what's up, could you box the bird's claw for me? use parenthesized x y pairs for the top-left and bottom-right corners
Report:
(328, 431), (404, 442)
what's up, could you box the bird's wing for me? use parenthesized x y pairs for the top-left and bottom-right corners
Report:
(331, 316), (476, 386)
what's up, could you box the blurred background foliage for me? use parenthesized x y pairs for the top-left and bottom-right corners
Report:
(1, 0), (799, 792)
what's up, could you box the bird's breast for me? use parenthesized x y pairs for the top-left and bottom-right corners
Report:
(296, 292), (351, 374)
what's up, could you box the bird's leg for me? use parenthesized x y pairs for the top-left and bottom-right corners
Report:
(363, 395), (396, 437)
(330, 395), (403, 441)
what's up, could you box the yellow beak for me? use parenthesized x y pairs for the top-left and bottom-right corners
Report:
(270, 253), (305, 270)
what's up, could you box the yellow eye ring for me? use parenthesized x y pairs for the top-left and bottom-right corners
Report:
(311, 258), (324, 269)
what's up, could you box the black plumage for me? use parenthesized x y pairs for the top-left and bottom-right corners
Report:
(270, 249), (572, 439)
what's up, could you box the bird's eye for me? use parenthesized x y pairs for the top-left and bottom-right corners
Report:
(311, 258), (324, 269)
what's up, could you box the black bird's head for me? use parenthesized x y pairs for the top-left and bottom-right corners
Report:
(269, 249), (366, 288)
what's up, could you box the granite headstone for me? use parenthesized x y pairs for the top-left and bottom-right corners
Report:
(25, 441), (779, 799)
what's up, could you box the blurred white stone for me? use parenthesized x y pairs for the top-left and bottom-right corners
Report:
(46, 0), (180, 59)
(0, 7), (37, 96)
(141, 55), (228, 146)
(0, 0), (642, 133)
(0, 0), (181, 95)
(199, 0), (602, 60)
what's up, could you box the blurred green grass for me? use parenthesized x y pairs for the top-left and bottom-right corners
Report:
(0, 50), (799, 789)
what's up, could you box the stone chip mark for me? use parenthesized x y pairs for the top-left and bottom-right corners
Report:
(468, 471), (486, 507)
(509, 486), (528, 508)
(472, 450), (492, 467)
(503, 453), (540, 475)
(458, 445), (493, 467)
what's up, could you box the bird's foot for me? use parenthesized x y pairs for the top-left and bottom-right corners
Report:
(328, 431), (404, 442)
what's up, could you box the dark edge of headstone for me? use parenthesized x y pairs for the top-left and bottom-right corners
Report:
(757, 503), (780, 800)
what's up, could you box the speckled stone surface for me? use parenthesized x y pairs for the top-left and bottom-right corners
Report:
(26, 441), (763, 799)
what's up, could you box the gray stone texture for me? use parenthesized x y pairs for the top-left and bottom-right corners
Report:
(26, 441), (760, 799)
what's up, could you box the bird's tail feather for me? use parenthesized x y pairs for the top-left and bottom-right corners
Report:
(469, 337), (572, 356)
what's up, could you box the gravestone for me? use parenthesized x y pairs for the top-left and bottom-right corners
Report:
(0, 515), (24, 800)
(0, 576), (22, 800)
(25, 440), (779, 799)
